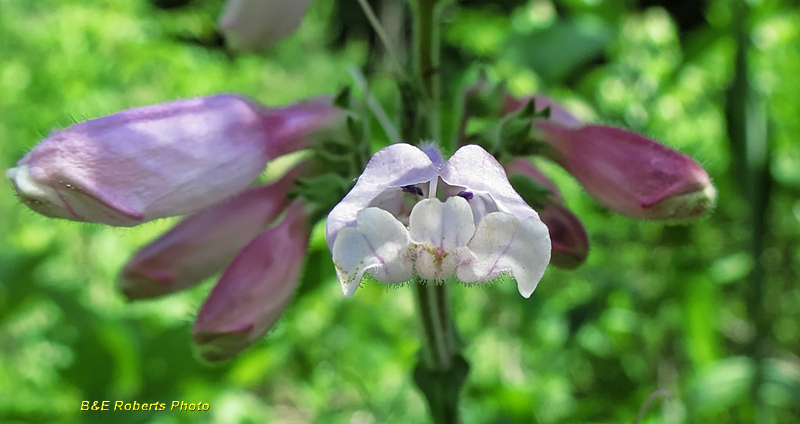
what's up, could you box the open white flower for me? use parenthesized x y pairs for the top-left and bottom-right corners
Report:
(325, 143), (551, 298)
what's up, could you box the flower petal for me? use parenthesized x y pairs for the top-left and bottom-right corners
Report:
(458, 212), (551, 298)
(440, 144), (542, 223)
(331, 207), (414, 296)
(325, 144), (438, 250)
(409, 197), (475, 280)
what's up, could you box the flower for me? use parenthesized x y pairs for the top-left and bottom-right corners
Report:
(506, 94), (716, 222)
(219, 0), (315, 51)
(6, 94), (344, 226)
(505, 158), (589, 269)
(325, 143), (551, 298)
(193, 201), (310, 362)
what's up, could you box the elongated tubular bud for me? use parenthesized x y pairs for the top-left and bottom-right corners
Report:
(193, 201), (310, 362)
(536, 121), (716, 222)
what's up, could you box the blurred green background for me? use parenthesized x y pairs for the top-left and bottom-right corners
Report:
(1, 0), (799, 423)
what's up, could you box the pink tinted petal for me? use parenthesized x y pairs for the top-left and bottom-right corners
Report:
(120, 165), (303, 300)
(325, 143), (439, 250)
(193, 201), (309, 362)
(537, 122), (716, 221)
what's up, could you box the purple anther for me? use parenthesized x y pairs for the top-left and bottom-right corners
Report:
(457, 191), (474, 201)
(402, 185), (424, 196)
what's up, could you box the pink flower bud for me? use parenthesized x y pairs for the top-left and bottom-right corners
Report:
(219, 0), (314, 51)
(120, 164), (304, 300)
(537, 202), (589, 269)
(193, 201), (309, 362)
(6, 95), (343, 226)
(505, 158), (589, 269)
(536, 121), (716, 222)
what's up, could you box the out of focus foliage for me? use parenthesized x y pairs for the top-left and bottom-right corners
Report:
(1, 0), (799, 423)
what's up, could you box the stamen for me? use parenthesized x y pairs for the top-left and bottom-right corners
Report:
(402, 185), (424, 196)
(428, 178), (439, 199)
(457, 191), (474, 201)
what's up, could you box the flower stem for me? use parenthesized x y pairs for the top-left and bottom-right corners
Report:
(412, 0), (441, 141)
(413, 280), (466, 424)
(415, 281), (452, 369)
(355, 0), (407, 78)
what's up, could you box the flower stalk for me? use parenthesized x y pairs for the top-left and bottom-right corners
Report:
(413, 0), (441, 141)
(415, 280), (453, 370)
(409, 1), (464, 422)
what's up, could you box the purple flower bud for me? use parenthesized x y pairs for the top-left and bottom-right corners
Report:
(219, 0), (314, 51)
(193, 201), (309, 362)
(505, 159), (589, 269)
(536, 121), (716, 222)
(6, 95), (344, 226)
(120, 164), (304, 300)
(537, 202), (589, 269)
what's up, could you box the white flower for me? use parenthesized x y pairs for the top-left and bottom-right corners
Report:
(325, 143), (551, 298)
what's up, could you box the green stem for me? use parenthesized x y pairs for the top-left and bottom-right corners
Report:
(414, 280), (464, 424)
(415, 281), (453, 370)
(726, 1), (770, 422)
(409, 3), (466, 423)
(413, 0), (441, 141)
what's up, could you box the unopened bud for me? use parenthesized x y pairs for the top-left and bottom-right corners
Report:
(536, 121), (716, 222)
(193, 201), (309, 362)
(219, 0), (314, 51)
(7, 95), (344, 226)
(538, 202), (589, 269)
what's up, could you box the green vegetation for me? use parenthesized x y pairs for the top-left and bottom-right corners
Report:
(1, 0), (798, 423)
